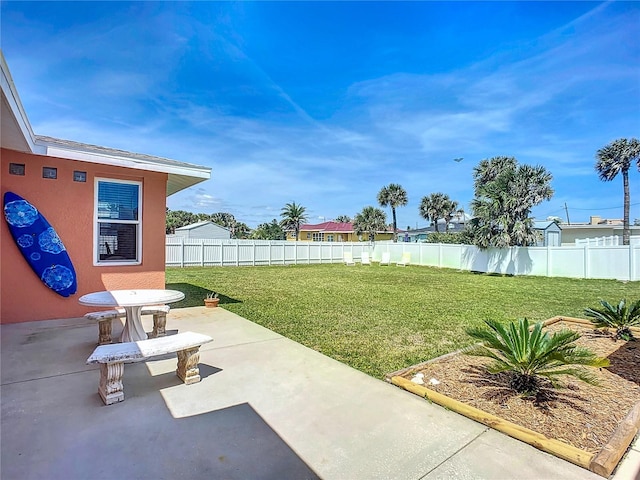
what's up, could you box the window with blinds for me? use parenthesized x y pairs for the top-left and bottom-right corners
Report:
(95, 178), (142, 264)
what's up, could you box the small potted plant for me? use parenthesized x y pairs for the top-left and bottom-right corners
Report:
(204, 291), (220, 308)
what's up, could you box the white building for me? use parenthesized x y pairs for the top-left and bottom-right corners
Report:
(560, 216), (640, 246)
(172, 221), (231, 239)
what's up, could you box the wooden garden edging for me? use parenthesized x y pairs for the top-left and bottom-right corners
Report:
(386, 316), (640, 478)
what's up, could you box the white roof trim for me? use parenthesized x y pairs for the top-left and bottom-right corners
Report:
(1, 51), (38, 153)
(41, 143), (210, 180)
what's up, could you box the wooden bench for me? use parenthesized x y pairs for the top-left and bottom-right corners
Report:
(86, 331), (213, 405)
(85, 306), (171, 345)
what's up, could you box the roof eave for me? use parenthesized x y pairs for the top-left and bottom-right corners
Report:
(1, 51), (38, 153)
(34, 137), (211, 197)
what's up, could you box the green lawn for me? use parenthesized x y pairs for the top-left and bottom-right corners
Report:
(166, 264), (638, 379)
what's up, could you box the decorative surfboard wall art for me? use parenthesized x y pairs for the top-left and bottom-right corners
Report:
(3, 191), (77, 297)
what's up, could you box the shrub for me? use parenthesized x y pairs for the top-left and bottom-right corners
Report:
(584, 299), (640, 341)
(465, 318), (609, 394)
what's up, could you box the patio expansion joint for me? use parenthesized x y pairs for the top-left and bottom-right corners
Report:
(207, 335), (286, 351)
(417, 425), (491, 479)
(1, 368), (92, 387)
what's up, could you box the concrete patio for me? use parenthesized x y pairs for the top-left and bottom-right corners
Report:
(1, 306), (638, 479)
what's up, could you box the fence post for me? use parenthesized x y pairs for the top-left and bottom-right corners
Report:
(252, 241), (256, 266)
(201, 240), (205, 267)
(180, 237), (184, 268)
(546, 245), (551, 277)
(584, 244), (590, 279)
(630, 244), (635, 281)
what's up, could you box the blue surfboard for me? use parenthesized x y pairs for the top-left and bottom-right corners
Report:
(3, 191), (77, 297)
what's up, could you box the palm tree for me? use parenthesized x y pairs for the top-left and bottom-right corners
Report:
(353, 206), (387, 243)
(469, 157), (553, 248)
(280, 202), (308, 241)
(334, 215), (352, 223)
(210, 212), (237, 228)
(419, 193), (459, 232)
(377, 184), (408, 242)
(595, 138), (640, 245)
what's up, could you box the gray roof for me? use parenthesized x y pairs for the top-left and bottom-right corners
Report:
(533, 221), (562, 230)
(175, 221), (230, 232)
(35, 136), (206, 171)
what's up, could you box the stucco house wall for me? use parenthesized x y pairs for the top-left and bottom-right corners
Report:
(1, 149), (168, 323)
(1, 51), (210, 324)
(560, 225), (640, 245)
(296, 221), (394, 242)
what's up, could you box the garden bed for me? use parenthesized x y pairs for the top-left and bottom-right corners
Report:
(386, 317), (640, 477)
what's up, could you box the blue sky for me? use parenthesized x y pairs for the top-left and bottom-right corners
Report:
(2, 1), (639, 229)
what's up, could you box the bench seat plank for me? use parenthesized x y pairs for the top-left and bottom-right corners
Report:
(86, 332), (213, 405)
(87, 332), (212, 364)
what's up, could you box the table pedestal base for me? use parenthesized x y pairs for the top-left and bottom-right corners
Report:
(119, 306), (148, 343)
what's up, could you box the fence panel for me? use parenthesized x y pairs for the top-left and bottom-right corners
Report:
(166, 238), (639, 281)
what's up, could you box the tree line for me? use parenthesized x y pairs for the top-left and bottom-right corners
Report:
(168, 138), (640, 247)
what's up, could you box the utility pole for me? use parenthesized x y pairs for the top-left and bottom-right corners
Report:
(564, 203), (571, 225)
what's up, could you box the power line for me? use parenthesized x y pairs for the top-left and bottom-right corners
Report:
(569, 202), (640, 211)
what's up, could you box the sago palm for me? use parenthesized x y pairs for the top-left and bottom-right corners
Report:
(584, 299), (640, 341)
(466, 318), (609, 394)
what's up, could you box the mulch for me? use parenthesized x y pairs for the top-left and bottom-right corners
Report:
(399, 321), (640, 453)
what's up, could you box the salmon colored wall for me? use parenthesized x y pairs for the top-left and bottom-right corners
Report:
(1, 148), (168, 323)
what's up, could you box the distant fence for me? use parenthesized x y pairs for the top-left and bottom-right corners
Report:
(166, 238), (640, 281)
(575, 235), (640, 247)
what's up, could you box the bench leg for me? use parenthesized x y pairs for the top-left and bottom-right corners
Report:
(98, 362), (125, 405)
(150, 313), (167, 338)
(176, 347), (202, 385)
(97, 319), (113, 345)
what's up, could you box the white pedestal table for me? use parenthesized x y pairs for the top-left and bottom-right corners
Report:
(79, 289), (185, 342)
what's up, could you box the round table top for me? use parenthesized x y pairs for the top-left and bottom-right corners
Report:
(79, 289), (185, 307)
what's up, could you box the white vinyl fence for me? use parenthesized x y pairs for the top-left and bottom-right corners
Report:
(166, 237), (370, 267)
(166, 237), (640, 281)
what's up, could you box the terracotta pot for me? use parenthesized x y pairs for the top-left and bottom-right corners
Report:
(204, 298), (220, 308)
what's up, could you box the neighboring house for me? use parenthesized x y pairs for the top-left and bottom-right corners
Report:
(294, 221), (393, 242)
(403, 227), (432, 242)
(560, 216), (640, 246)
(404, 213), (471, 242)
(533, 221), (562, 247)
(172, 221), (231, 239)
(1, 52), (211, 323)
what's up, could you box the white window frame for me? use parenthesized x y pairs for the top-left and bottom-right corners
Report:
(312, 232), (324, 242)
(94, 177), (142, 266)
